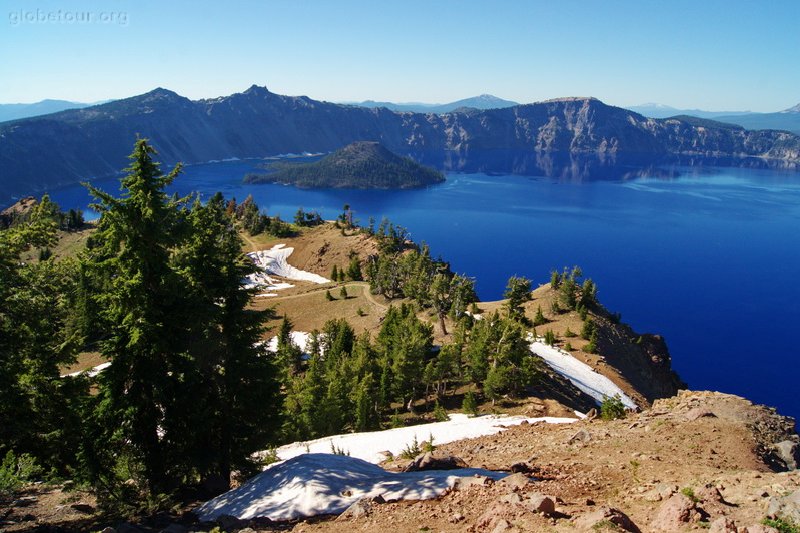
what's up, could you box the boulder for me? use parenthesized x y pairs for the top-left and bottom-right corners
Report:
(709, 517), (738, 532)
(404, 452), (468, 472)
(216, 514), (247, 531)
(685, 408), (717, 421)
(567, 429), (592, 444)
(525, 493), (555, 515)
(498, 472), (531, 490)
(766, 488), (800, 523)
(773, 440), (800, 470)
(453, 475), (491, 490)
(651, 494), (708, 530)
(337, 498), (374, 520)
(574, 506), (639, 532)
(70, 503), (95, 514)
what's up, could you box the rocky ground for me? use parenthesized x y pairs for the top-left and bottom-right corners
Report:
(3, 391), (798, 532)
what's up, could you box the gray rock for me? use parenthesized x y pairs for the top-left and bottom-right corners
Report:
(709, 517), (738, 533)
(574, 506), (640, 532)
(216, 514), (247, 531)
(567, 428), (592, 444)
(766, 488), (800, 523)
(404, 452), (468, 472)
(525, 493), (555, 515)
(497, 492), (523, 505)
(70, 503), (95, 514)
(498, 472), (531, 490)
(337, 498), (373, 520)
(453, 475), (490, 490)
(773, 440), (800, 470)
(491, 518), (511, 533)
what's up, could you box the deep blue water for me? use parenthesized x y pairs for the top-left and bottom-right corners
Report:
(44, 157), (800, 420)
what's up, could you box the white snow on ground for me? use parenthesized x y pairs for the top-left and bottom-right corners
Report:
(196, 453), (505, 521)
(245, 244), (329, 292)
(199, 414), (577, 521)
(275, 413), (576, 465)
(264, 331), (313, 354)
(528, 336), (637, 409)
(62, 361), (111, 378)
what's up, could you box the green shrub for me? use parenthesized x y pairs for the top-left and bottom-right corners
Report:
(0, 451), (43, 496)
(433, 402), (448, 422)
(581, 319), (596, 340)
(330, 442), (350, 456)
(533, 306), (547, 326)
(681, 487), (699, 503)
(600, 395), (626, 421)
(543, 329), (556, 346)
(423, 432), (436, 453)
(462, 391), (479, 416)
(564, 327), (576, 338)
(325, 289), (334, 301)
(399, 436), (421, 459)
(761, 517), (800, 533)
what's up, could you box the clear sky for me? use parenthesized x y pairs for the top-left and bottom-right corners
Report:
(1, 0), (798, 111)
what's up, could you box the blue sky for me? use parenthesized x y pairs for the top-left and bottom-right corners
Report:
(1, 0), (798, 111)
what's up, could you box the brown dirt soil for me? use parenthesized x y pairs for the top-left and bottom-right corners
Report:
(0, 485), (100, 532)
(285, 391), (799, 533)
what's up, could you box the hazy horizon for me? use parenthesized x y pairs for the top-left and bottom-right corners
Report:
(2, 0), (799, 112)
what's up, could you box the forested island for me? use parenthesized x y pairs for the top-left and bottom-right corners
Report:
(244, 141), (445, 189)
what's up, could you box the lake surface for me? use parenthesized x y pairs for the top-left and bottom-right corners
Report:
(45, 155), (800, 420)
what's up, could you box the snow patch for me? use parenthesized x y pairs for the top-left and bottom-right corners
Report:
(528, 337), (637, 409)
(244, 244), (329, 291)
(62, 361), (111, 378)
(274, 413), (576, 465)
(196, 453), (503, 521)
(264, 331), (313, 354)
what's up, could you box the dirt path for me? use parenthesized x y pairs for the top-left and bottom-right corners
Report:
(240, 230), (259, 253)
(268, 281), (388, 312)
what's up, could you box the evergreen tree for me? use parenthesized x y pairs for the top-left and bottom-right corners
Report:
(175, 193), (281, 488)
(503, 276), (532, 319)
(346, 255), (363, 281)
(0, 199), (85, 474)
(533, 305), (547, 326)
(81, 140), (188, 493)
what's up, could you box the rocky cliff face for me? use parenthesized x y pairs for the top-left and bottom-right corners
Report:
(2, 87), (799, 201)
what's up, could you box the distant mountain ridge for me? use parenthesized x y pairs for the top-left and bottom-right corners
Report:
(0, 99), (102, 122)
(625, 103), (755, 119)
(627, 102), (800, 135)
(2, 85), (800, 203)
(349, 94), (520, 113)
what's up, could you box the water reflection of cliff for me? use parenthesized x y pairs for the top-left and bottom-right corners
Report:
(410, 150), (800, 182)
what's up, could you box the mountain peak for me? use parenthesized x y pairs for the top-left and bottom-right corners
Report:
(542, 96), (599, 104)
(781, 103), (800, 113)
(144, 87), (180, 99)
(243, 85), (271, 96)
